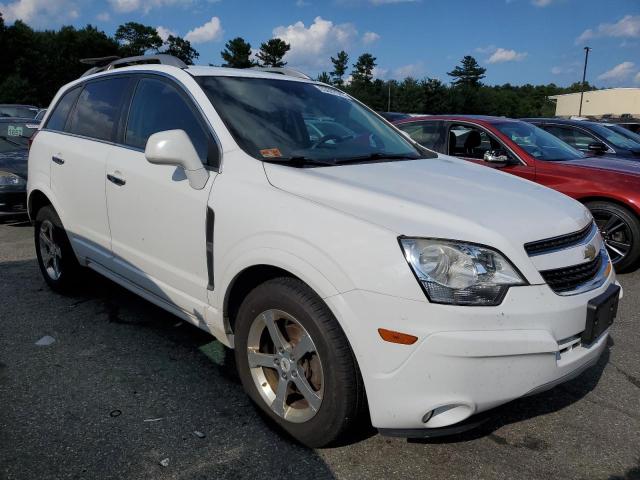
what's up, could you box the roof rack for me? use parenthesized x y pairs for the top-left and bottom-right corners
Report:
(251, 66), (311, 80)
(79, 54), (187, 77)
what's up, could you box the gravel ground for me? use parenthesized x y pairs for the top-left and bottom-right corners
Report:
(1, 220), (638, 480)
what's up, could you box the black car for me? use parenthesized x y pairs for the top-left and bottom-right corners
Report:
(522, 118), (640, 160)
(0, 104), (39, 119)
(0, 118), (38, 218)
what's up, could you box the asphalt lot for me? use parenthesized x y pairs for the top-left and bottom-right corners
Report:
(0, 220), (639, 480)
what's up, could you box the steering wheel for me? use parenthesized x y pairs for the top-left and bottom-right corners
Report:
(310, 134), (344, 149)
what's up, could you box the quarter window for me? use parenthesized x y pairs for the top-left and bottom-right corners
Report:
(45, 87), (81, 132)
(67, 78), (130, 141)
(397, 121), (444, 150)
(125, 77), (212, 165)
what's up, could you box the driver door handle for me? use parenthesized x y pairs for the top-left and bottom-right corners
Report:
(52, 155), (64, 165)
(107, 173), (126, 186)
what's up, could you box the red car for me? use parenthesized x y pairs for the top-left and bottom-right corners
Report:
(394, 115), (640, 272)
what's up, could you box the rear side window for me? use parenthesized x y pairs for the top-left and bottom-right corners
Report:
(397, 121), (444, 150)
(125, 77), (213, 165)
(67, 78), (130, 142)
(46, 87), (81, 132)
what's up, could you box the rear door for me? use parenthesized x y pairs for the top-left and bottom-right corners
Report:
(48, 77), (131, 263)
(105, 75), (219, 317)
(446, 122), (536, 182)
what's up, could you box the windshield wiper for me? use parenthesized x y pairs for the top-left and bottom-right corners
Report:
(333, 152), (421, 165)
(261, 156), (336, 167)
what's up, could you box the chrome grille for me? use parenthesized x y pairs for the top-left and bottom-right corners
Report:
(539, 253), (603, 294)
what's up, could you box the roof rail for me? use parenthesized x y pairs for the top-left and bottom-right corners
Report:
(79, 54), (187, 77)
(251, 66), (311, 80)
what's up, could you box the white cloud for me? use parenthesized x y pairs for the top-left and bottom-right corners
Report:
(108, 0), (194, 14)
(363, 31), (380, 44)
(486, 47), (528, 64)
(475, 44), (496, 54)
(597, 61), (636, 82)
(551, 66), (563, 75)
(96, 11), (111, 21)
(0, 0), (79, 25)
(184, 16), (223, 44)
(156, 26), (177, 41)
(576, 15), (640, 44)
(295, 0), (310, 5)
(531, 0), (553, 6)
(636, 72), (640, 84)
(393, 62), (425, 79)
(273, 17), (358, 70)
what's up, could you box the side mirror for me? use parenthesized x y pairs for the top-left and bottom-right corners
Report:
(587, 142), (607, 154)
(145, 129), (209, 190)
(483, 149), (510, 164)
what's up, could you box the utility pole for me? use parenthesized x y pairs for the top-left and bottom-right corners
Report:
(578, 46), (591, 117)
(387, 82), (391, 112)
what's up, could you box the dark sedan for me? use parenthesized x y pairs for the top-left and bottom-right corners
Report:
(522, 118), (640, 160)
(0, 118), (38, 218)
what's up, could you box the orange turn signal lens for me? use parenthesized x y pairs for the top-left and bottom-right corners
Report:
(378, 328), (418, 345)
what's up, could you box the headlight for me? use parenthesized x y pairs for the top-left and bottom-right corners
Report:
(0, 171), (26, 187)
(400, 238), (526, 306)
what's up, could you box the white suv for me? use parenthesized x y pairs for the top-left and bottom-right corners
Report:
(27, 57), (621, 447)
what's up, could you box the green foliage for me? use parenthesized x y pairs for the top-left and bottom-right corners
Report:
(447, 55), (486, 88)
(316, 72), (332, 84)
(221, 37), (256, 68)
(163, 35), (199, 65)
(330, 50), (349, 86)
(256, 38), (290, 67)
(114, 22), (162, 57)
(352, 53), (376, 83)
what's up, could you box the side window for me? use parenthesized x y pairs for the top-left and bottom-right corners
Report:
(125, 77), (213, 166)
(545, 125), (596, 151)
(45, 87), (81, 132)
(397, 121), (444, 150)
(448, 124), (501, 159)
(67, 78), (130, 141)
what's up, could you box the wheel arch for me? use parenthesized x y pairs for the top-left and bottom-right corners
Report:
(27, 189), (53, 222)
(578, 195), (640, 218)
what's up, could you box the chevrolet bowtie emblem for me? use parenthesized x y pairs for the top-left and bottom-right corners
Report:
(584, 244), (597, 261)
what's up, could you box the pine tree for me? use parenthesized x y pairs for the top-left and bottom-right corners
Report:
(447, 55), (486, 88)
(330, 50), (349, 86)
(220, 37), (256, 68)
(352, 53), (376, 84)
(163, 35), (199, 65)
(256, 38), (290, 67)
(115, 22), (163, 57)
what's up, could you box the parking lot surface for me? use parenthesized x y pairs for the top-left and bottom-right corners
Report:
(1, 221), (639, 480)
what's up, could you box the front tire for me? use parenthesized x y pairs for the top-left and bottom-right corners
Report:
(234, 277), (366, 447)
(586, 201), (640, 273)
(34, 206), (82, 293)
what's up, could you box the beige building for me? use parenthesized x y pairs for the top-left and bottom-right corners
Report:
(548, 88), (640, 118)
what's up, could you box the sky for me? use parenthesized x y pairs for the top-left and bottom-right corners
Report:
(1, 0), (639, 87)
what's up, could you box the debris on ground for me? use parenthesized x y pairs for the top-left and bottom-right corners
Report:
(159, 458), (170, 468)
(193, 430), (206, 439)
(109, 409), (122, 417)
(144, 418), (163, 422)
(35, 335), (55, 346)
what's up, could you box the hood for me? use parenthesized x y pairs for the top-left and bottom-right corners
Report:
(264, 155), (591, 253)
(564, 155), (640, 176)
(0, 150), (28, 179)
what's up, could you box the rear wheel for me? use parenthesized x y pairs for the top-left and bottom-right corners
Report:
(586, 201), (640, 273)
(234, 277), (366, 447)
(34, 206), (82, 292)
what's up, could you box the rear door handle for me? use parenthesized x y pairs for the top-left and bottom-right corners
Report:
(52, 155), (64, 165)
(107, 173), (126, 186)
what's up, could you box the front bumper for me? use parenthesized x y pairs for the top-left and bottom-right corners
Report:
(324, 271), (619, 432)
(0, 190), (27, 217)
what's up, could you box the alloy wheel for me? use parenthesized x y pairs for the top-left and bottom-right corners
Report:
(592, 209), (633, 264)
(39, 220), (62, 280)
(247, 309), (324, 423)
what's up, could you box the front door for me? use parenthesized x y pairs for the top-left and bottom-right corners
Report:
(105, 76), (220, 318)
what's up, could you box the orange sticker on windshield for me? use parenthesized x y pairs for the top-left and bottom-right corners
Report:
(260, 148), (282, 158)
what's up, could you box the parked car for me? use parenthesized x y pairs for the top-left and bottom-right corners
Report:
(0, 104), (39, 119)
(29, 57), (621, 447)
(377, 111), (411, 122)
(0, 118), (38, 218)
(522, 118), (640, 160)
(601, 122), (640, 144)
(599, 118), (640, 135)
(34, 109), (47, 121)
(395, 115), (640, 271)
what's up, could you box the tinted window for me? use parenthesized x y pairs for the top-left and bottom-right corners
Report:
(46, 87), (81, 132)
(397, 121), (444, 150)
(0, 105), (38, 118)
(544, 125), (596, 150)
(0, 121), (38, 153)
(68, 78), (130, 141)
(125, 78), (211, 164)
(494, 121), (583, 161)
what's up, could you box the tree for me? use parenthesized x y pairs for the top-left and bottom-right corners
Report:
(316, 72), (331, 84)
(221, 37), (256, 68)
(115, 22), (163, 57)
(163, 35), (199, 65)
(330, 50), (349, 86)
(351, 53), (376, 83)
(256, 38), (290, 67)
(447, 55), (486, 88)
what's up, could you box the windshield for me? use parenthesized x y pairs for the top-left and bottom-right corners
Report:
(494, 121), (584, 161)
(197, 76), (422, 165)
(601, 124), (640, 149)
(0, 106), (38, 118)
(0, 121), (38, 153)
